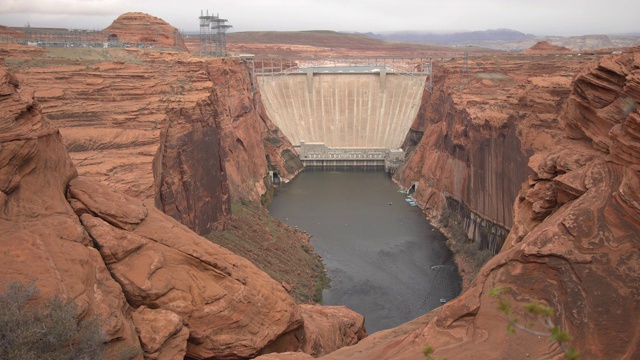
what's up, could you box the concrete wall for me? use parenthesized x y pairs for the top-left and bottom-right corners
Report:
(257, 72), (425, 149)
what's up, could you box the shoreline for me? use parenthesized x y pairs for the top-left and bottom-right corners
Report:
(391, 177), (475, 292)
(427, 216), (476, 292)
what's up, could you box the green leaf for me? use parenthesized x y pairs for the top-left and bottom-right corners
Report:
(423, 345), (434, 358)
(507, 323), (516, 335)
(565, 348), (580, 360)
(524, 302), (554, 317)
(550, 327), (572, 343)
(497, 298), (512, 316)
(489, 287), (509, 297)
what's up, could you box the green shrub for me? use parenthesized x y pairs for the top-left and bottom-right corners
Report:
(0, 282), (108, 360)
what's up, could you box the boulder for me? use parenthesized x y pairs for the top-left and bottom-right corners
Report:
(131, 306), (188, 359)
(70, 178), (304, 359)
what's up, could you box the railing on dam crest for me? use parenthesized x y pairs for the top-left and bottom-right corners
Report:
(243, 56), (433, 92)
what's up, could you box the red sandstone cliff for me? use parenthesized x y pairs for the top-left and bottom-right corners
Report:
(153, 98), (231, 235)
(0, 63), (364, 358)
(259, 49), (640, 360)
(205, 59), (303, 202)
(5, 45), (301, 235)
(0, 65), (142, 358)
(398, 54), (593, 251)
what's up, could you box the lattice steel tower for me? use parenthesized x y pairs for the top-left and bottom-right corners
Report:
(199, 9), (232, 57)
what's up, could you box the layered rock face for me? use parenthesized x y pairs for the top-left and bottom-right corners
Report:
(6, 47), (301, 234)
(104, 12), (187, 51)
(0, 25), (25, 39)
(153, 99), (231, 234)
(205, 59), (303, 201)
(0, 64), (364, 358)
(0, 65), (142, 357)
(266, 49), (640, 360)
(68, 178), (303, 359)
(10, 49), (212, 201)
(398, 55), (594, 251)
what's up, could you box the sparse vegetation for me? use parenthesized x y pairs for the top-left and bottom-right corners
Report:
(621, 96), (638, 118)
(489, 287), (579, 360)
(207, 201), (329, 303)
(423, 344), (447, 360)
(0, 282), (109, 360)
(439, 208), (494, 280)
(424, 287), (579, 359)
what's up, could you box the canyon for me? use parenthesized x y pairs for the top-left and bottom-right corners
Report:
(1, 11), (639, 360)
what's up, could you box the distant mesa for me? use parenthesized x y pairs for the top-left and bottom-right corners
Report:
(371, 28), (535, 45)
(521, 40), (572, 54)
(103, 12), (186, 50)
(0, 25), (25, 39)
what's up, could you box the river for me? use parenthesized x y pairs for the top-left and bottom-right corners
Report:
(268, 168), (461, 333)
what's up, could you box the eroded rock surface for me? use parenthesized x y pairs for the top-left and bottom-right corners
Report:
(104, 12), (187, 51)
(69, 177), (304, 359)
(5, 45), (301, 234)
(398, 53), (595, 251)
(272, 49), (640, 360)
(0, 64), (142, 357)
(153, 99), (230, 234)
(0, 62), (362, 359)
(297, 305), (367, 357)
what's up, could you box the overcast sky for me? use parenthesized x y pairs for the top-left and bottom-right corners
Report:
(0, 0), (638, 36)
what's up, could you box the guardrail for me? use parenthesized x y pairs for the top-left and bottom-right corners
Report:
(246, 56), (433, 92)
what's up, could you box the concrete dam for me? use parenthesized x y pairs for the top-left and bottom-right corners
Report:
(256, 61), (429, 168)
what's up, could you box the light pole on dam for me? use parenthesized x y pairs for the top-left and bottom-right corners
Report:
(251, 57), (432, 171)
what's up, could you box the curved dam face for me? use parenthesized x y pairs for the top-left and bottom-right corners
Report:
(257, 71), (426, 149)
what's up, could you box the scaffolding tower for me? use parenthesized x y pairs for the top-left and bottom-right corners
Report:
(199, 9), (232, 57)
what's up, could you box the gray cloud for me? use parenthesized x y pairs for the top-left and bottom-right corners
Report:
(0, 0), (638, 36)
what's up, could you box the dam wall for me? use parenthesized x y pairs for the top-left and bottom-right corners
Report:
(257, 72), (426, 149)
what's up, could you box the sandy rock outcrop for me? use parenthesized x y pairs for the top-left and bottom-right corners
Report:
(270, 49), (640, 360)
(132, 306), (189, 360)
(69, 177), (304, 359)
(398, 54), (594, 251)
(255, 305), (366, 359)
(1, 62), (363, 359)
(563, 51), (640, 154)
(0, 65), (142, 356)
(5, 44), (301, 234)
(297, 305), (367, 357)
(104, 12), (187, 51)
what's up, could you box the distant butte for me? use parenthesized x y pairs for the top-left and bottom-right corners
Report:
(103, 12), (187, 51)
(522, 40), (572, 54)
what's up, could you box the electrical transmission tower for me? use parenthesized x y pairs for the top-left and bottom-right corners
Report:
(460, 50), (471, 89)
(199, 9), (232, 57)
